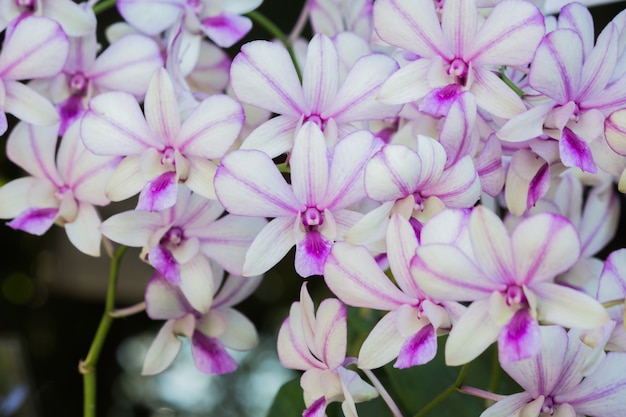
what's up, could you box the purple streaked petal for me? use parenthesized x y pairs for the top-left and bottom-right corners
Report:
(505, 150), (550, 217)
(377, 59), (431, 105)
(277, 306), (324, 370)
(603, 109), (626, 155)
(445, 299), (500, 365)
(8, 207), (58, 235)
(557, 2), (594, 59)
(0, 178), (40, 219)
(43, 0), (97, 37)
(559, 127), (597, 173)
(358, 310), (406, 369)
(469, 206), (515, 284)
(214, 150), (304, 217)
(191, 331), (237, 374)
(386, 214), (421, 297)
(529, 29), (582, 104)
(373, 0), (450, 59)
(0, 16), (69, 80)
(148, 245), (180, 285)
(471, 67), (526, 118)
(239, 114), (299, 158)
(321, 130), (382, 210)
(141, 319), (184, 375)
(144, 68), (181, 144)
(304, 397), (327, 417)
(176, 95), (244, 159)
(303, 34), (340, 114)
(438, 92), (478, 166)
(230, 40), (307, 116)
(295, 230), (333, 278)
(441, 0), (478, 58)
(104, 155), (146, 202)
(313, 298), (346, 369)
(137, 171), (178, 211)
(466, 0), (544, 66)
(497, 101), (554, 143)
(323, 53), (401, 122)
(88, 34), (163, 97)
(578, 23), (617, 102)
(413, 244), (501, 300)
(480, 392), (535, 417)
(475, 134), (504, 197)
(325, 242), (416, 309)
(3, 80), (59, 127)
(424, 156), (480, 208)
(81, 92), (159, 155)
(201, 12), (251, 48)
(533, 283), (610, 329)
(64, 202), (102, 256)
(179, 254), (214, 314)
(395, 324), (437, 368)
(290, 122), (329, 207)
(7, 122), (61, 185)
(214, 308), (258, 351)
(243, 216), (297, 276)
(58, 95), (85, 136)
(498, 308), (540, 364)
(365, 144), (422, 202)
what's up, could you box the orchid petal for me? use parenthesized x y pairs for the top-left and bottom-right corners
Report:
(243, 216), (296, 277)
(191, 332), (237, 374)
(441, 0), (478, 58)
(471, 67), (525, 118)
(291, 122), (329, 206)
(277, 305), (324, 370)
(480, 392), (535, 417)
(505, 150), (550, 217)
(559, 127), (597, 173)
(7, 122), (61, 184)
(8, 207), (58, 235)
(176, 95), (244, 158)
(533, 282), (610, 329)
(214, 150), (303, 217)
(373, 0), (450, 59)
(377, 59), (431, 105)
(143, 68), (181, 144)
(142, 319), (184, 375)
(578, 23), (617, 102)
(325, 242), (415, 309)
(469, 206), (515, 284)
(396, 324), (437, 368)
(557, 2), (594, 58)
(148, 245), (180, 285)
(3, 81), (59, 127)
(365, 144), (421, 202)
(323, 53), (401, 123)
(0, 16), (69, 80)
(239, 115), (299, 158)
(445, 299), (500, 366)
(0, 178), (39, 219)
(466, 0), (544, 66)
(498, 308), (540, 364)
(358, 310), (406, 369)
(201, 12), (252, 48)
(424, 156), (480, 208)
(64, 203), (102, 256)
(179, 254), (214, 314)
(313, 299), (346, 369)
(230, 40), (307, 116)
(295, 230), (334, 278)
(88, 34), (163, 97)
(105, 156), (146, 202)
(81, 92), (158, 154)
(303, 34), (340, 114)
(137, 171), (178, 211)
(117, 0), (183, 35)
(512, 212), (580, 285)
(387, 214), (421, 296)
(100, 210), (162, 247)
(145, 274), (188, 320)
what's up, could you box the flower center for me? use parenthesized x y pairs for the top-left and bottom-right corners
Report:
(540, 396), (555, 415)
(161, 226), (184, 248)
(505, 285), (526, 307)
(302, 207), (323, 230)
(161, 147), (176, 168)
(16, 0), (35, 12)
(448, 58), (469, 86)
(304, 114), (327, 130)
(69, 72), (88, 95)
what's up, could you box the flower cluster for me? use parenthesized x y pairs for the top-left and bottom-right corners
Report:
(1, 0), (626, 416)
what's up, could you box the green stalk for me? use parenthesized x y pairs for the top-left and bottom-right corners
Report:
(93, 0), (117, 15)
(246, 10), (303, 82)
(498, 67), (525, 98)
(413, 363), (471, 417)
(79, 245), (128, 417)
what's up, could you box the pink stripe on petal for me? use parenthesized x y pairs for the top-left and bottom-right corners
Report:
(191, 332), (237, 374)
(419, 84), (463, 117)
(559, 127), (597, 173)
(201, 12), (252, 48)
(137, 171), (178, 211)
(497, 308), (540, 364)
(395, 324), (437, 368)
(304, 397), (327, 417)
(8, 207), (58, 235)
(148, 245), (181, 285)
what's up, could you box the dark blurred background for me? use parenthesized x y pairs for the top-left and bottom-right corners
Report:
(1, 1), (625, 416)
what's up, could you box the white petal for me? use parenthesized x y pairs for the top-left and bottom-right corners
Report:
(179, 255), (214, 314)
(242, 217), (296, 276)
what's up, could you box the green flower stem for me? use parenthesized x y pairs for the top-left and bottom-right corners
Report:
(246, 10), (303, 82)
(412, 363), (471, 417)
(79, 245), (128, 417)
(498, 67), (525, 98)
(93, 0), (117, 15)
(602, 298), (625, 309)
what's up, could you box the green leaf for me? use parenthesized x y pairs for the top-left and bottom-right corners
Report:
(265, 376), (306, 417)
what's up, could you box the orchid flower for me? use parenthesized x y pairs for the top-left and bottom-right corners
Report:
(596, 249), (626, 352)
(100, 187), (266, 313)
(412, 205), (610, 365)
(0, 15), (69, 135)
(214, 121), (382, 278)
(309, 0), (373, 40)
(116, 0), (262, 48)
(499, 3), (626, 174)
(0, 0), (96, 36)
(375, 0), (544, 118)
(229, 33), (401, 157)
(277, 283), (378, 417)
(142, 270), (261, 375)
(80, 67), (244, 211)
(44, 30), (163, 135)
(0, 122), (120, 256)
(481, 325), (626, 417)
(325, 214), (465, 370)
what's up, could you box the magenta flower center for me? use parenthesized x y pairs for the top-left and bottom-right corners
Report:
(161, 147), (176, 168)
(69, 72), (89, 95)
(302, 207), (324, 229)
(161, 226), (184, 248)
(304, 114), (328, 130)
(448, 58), (469, 85)
(504, 285), (527, 307)
(540, 396), (555, 415)
(16, 0), (35, 12)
